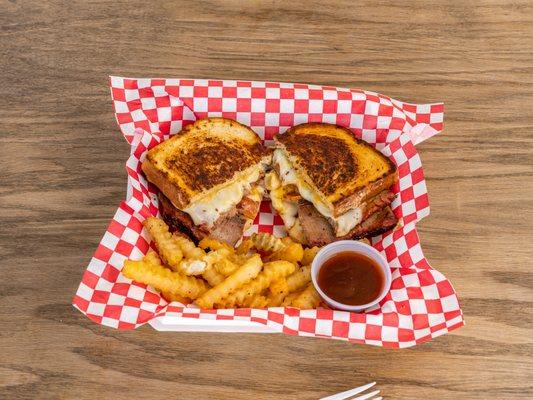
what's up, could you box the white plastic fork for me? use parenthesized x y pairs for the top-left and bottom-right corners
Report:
(319, 382), (382, 400)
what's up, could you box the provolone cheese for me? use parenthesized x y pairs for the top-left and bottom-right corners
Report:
(270, 185), (298, 228)
(246, 185), (264, 203)
(183, 167), (263, 228)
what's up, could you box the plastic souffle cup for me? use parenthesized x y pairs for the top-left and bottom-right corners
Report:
(311, 240), (392, 312)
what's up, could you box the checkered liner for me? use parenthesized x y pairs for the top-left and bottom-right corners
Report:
(72, 77), (463, 348)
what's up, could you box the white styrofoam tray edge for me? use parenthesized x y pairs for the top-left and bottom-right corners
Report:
(149, 315), (278, 333)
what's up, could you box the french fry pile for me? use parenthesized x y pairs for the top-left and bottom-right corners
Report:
(122, 217), (323, 309)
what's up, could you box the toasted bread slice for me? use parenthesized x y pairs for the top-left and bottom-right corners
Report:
(274, 123), (397, 217)
(142, 118), (270, 211)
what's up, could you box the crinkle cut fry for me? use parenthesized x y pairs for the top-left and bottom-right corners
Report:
(237, 232), (286, 256)
(173, 234), (205, 259)
(267, 264), (311, 306)
(143, 217), (210, 276)
(250, 232), (285, 252)
(236, 237), (254, 255)
(161, 291), (191, 305)
(281, 291), (301, 306)
(199, 237), (233, 252)
(202, 265), (225, 286)
(122, 251), (208, 300)
(266, 242), (304, 264)
(269, 278), (289, 296)
(195, 254), (263, 309)
(282, 265), (312, 293)
(301, 246), (320, 266)
(290, 283), (321, 309)
(219, 261), (296, 308)
(248, 295), (268, 308)
(214, 257), (240, 276)
(142, 217), (184, 270)
(201, 248), (232, 285)
(266, 291), (286, 307)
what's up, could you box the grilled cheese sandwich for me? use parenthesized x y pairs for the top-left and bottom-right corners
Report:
(273, 149), (364, 236)
(142, 117), (270, 245)
(272, 123), (398, 245)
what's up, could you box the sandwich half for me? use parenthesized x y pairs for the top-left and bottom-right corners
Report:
(142, 118), (270, 245)
(268, 123), (398, 246)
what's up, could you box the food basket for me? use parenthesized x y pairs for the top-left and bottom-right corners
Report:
(72, 77), (464, 348)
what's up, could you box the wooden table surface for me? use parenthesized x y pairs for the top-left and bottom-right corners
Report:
(2, 1), (532, 399)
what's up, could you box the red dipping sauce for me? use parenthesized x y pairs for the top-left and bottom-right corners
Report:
(317, 251), (385, 306)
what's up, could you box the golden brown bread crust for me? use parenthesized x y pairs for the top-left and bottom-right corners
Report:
(275, 123), (397, 217)
(142, 158), (190, 209)
(277, 131), (357, 197)
(160, 137), (265, 193)
(143, 118), (268, 209)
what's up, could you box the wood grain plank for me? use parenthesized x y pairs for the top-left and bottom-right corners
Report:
(1, 0), (532, 398)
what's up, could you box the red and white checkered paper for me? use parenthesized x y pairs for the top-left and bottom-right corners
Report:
(72, 77), (464, 348)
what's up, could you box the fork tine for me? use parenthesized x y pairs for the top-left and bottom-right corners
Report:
(350, 389), (380, 400)
(319, 382), (376, 400)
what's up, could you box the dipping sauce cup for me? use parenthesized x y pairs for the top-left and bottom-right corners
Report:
(311, 240), (392, 312)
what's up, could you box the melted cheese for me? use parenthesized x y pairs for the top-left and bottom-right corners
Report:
(183, 167), (262, 228)
(287, 219), (306, 243)
(180, 259), (207, 275)
(270, 186), (298, 228)
(246, 185), (264, 203)
(273, 149), (298, 185)
(264, 170), (282, 191)
(243, 185), (264, 232)
(273, 149), (363, 236)
(333, 207), (363, 236)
